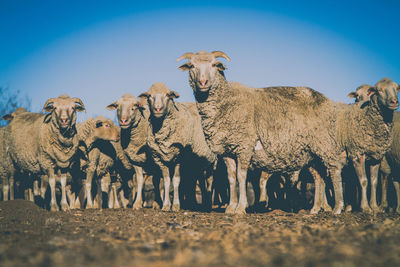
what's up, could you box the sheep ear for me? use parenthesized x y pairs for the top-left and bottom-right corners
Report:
(95, 121), (103, 128)
(214, 61), (227, 71)
(178, 63), (193, 71)
(167, 91), (180, 99)
(43, 113), (52, 123)
(367, 87), (377, 96)
(2, 113), (14, 121)
(72, 98), (85, 112)
(106, 102), (118, 110)
(138, 92), (150, 99)
(348, 92), (357, 98)
(42, 98), (56, 113)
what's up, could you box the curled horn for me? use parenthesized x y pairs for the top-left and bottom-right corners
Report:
(42, 98), (57, 113)
(176, 52), (195, 62)
(72, 97), (86, 110)
(211, 51), (231, 61)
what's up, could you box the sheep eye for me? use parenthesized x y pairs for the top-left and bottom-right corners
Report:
(105, 124), (110, 127)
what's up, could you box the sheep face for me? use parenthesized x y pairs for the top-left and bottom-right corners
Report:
(177, 51), (230, 94)
(369, 78), (399, 110)
(93, 117), (120, 142)
(42, 95), (85, 130)
(106, 94), (144, 129)
(139, 83), (179, 119)
(348, 84), (372, 103)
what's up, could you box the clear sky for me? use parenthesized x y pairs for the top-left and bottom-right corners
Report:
(1, 0), (399, 121)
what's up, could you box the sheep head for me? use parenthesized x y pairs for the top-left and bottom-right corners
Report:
(348, 84), (373, 103)
(2, 107), (27, 121)
(368, 78), (399, 110)
(42, 94), (85, 130)
(177, 50), (230, 94)
(106, 94), (144, 129)
(139, 82), (179, 119)
(93, 116), (120, 142)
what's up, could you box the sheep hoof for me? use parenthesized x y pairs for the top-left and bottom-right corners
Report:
(370, 205), (380, 213)
(132, 202), (142, 210)
(361, 206), (372, 214)
(113, 201), (121, 209)
(50, 203), (59, 212)
(225, 204), (237, 214)
(61, 202), (70, 211)
(162, 203), (171, 212)
(323, 205), (332, 212)
(379, 203), (388, 213)
(152, 202), (161, 210)
(172, 204), (180, 212)
(345, 205), (352, 212)
(310, 207), (320, 215)
(234, 205), (247, 215)
(333, 206), (342, 215)
(396, 208), (400, 214)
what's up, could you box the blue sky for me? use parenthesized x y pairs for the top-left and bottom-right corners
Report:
(0, 0), (399, 120)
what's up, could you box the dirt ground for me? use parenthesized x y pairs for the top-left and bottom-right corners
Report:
(1, 200), (400, 267)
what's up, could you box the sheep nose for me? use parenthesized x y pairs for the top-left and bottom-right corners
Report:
(200, 80), (208, 87)
(390, 99), (398, 105)
(155, 107), (161, 112)
(120, 118), (128, 123)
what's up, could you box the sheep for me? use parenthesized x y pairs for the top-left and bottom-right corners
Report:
(1, 107), (28, 200)
(380, 112), (400, 213)
(139, 82), (217, 211)
(75, 116), (121, 209)
(348, 84), (400, 212)
(106, 94), (163, 209)
(177, 50), (398, 214)
(348, 84), (372, 103)
(1, 94), (85, 211)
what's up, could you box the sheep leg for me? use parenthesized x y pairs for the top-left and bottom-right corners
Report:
(353, 156), (372, 213)
(85, 170), (95, 209)
(393, 180), (400, 213)
(48, 170), (59, 211)
(259, 171), (271, 208)
(235, 160), (249, 214)
(160, 166), (171, 211)
(330, 167), (344, 215)
(172, 164), (181, 212)
(119, 189), (129, 208)
(26, 188), (34, 202)
(132, 166), (144, 210)
(95, 179), (103, 209)
(8, 174), (14, 200)
(3, 180), (9, 201)
(66, 185), (76, 209)
(202, 172), (213, 211)
(321, 178), (332, 212)
(33, 180), (40, 197)
(380, 172), (389, 212)
(310, 167), (322, 214)
(224, 157), (238, 214)
(60, 172), (70, 211)
(101, 173), (111, 208)
(152, 175), (162, 209)
(369, 163), (380, 212)
(108, 183), (115, 209)
(113, 184), (121, 209)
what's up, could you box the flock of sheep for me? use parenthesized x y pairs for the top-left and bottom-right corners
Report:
(0, 50), (399, 215)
